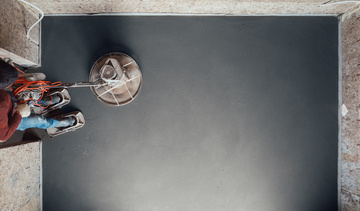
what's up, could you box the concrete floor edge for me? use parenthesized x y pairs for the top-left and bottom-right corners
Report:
(44, 13), (339, 17)
(37, 21), (42, 68)
(337, 16), (343, 211)
(39, 21), (43, 211)
(40, 141), (43, 211)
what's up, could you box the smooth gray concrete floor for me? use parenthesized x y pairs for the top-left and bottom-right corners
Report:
(41, 16), (338, 211)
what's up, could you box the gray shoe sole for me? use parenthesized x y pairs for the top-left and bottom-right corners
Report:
(47, 111), (85, 137)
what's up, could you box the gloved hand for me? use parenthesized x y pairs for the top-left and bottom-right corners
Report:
(16, 103), (31, 117)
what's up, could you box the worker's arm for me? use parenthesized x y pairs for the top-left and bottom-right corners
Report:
(0, 104), (29, 142)
(0, 111), (22, 142)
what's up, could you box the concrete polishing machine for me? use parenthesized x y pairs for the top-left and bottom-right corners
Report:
(11, 53), (142, 137)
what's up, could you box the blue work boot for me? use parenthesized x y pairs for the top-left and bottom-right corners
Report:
(56, 117), (76, 128)
(41, 94), (61, 107)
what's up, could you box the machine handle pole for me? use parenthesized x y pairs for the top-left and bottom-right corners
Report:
(56, 81), (103, 88)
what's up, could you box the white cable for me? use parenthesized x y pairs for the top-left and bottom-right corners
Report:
(18, 0), (44, 44)
(321, 1), (360, 6)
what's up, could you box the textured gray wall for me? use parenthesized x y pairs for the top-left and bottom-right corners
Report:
(341, 9), (360, 211)
(21, 0), (359, 15)
(0, 1), (39, 65)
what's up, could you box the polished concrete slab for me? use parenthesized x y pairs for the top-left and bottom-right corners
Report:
(41, 16), (338, 211)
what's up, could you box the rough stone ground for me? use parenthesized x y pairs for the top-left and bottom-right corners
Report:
(20, 0), (358, 15)
(0, 143), (40, 211)
(1, 1), (360, 211)
(0, 0), (39, 65)
(0, 2), (41, 210)
(341, 8), (360, 211)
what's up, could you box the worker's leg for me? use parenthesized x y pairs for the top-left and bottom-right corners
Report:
(33, 94), (61, 107)
(17, 115), (73, 131)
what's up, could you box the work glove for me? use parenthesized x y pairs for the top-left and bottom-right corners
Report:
(16, 103), (31, 118)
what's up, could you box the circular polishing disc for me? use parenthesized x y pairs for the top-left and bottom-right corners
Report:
(89, 53), (142, 106)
